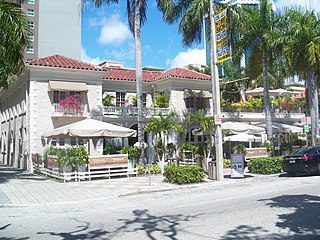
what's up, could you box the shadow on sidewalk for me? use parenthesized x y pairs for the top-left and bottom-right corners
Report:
(0, 164), (47, 184)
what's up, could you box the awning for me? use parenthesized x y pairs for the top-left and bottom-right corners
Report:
(183, 89), (212, 98)
(48, 81), (88, 92)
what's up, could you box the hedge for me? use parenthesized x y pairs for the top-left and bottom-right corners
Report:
(163, 165), (205, 184)
(248, 156), (283, 175)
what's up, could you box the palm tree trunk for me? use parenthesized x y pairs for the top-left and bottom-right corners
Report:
(134, 0), (145, 165)
(307, 72), (319, 146)
(262, 48), (273, 146)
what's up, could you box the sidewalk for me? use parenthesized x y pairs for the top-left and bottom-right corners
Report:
(0, 164), (279, 207)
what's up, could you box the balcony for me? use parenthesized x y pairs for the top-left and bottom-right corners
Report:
(52, 103), (88, 117)
(103, 106), (170, 118)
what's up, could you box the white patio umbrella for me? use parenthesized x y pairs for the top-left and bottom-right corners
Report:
(44, 118), (137, 138)
(224, 133), (262, 148)
(256, 122), (303, 133)
(222, 121), (265, 135)
(44, 119), (137, 154)
(246, 88), (300, 97)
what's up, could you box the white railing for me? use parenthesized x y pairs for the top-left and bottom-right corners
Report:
(52, 103), (88, 117)
(103, 106), (170, 117)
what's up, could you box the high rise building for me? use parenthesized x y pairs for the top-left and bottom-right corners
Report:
(10, 0), (81, 62)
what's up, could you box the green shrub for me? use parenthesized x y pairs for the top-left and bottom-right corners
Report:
(145, 164), (161, 174)
(120, 146), (140, 162)
(43, 146), (60, 164)
(103, 142), (121, 155)
(137, 166), (145, 175)
(223, 159), (231, 168)
(163, 165), (205, 184)
(248, 156), (283, 175)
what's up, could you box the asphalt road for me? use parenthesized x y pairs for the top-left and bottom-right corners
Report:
(1, 175), (320, 240)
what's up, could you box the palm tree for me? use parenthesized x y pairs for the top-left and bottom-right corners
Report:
(145, 112), (184, 170)
(270, 9), (320, 146)
(82, 0), (148, 164)
(233, 0), (275, 145)
(0, 0), (29, 88)
(187, 109), (215, 164)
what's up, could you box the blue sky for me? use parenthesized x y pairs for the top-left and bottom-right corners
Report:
(81, 0), (319, 70)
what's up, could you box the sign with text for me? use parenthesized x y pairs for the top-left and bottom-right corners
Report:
(214, 9), (230, 63)
(215, 114), (222, 125)
(231, 154), (245, 178)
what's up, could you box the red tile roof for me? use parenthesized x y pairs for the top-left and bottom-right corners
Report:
(103, 67), (211, 82)
(28, 55), (100, 71)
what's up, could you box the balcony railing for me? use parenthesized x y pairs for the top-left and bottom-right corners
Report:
(52, 103), (88, 117)
(103, 106), (170, 117)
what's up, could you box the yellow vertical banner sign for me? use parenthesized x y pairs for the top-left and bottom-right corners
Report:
(214, 8), (230, 63)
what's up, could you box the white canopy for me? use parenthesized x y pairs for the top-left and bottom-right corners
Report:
(44, 119), (137, 138)
(256, 122), (303, 133)
(246, 88), (300, 97)
(224, 133), (262, 142)
(222, 121), (265, 135)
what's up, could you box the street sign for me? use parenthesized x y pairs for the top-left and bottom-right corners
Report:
(215, 114), (222, 125)
(304, 124), (309, 132)
(306, 117), (311, 125)
(231, 154), (245, 178)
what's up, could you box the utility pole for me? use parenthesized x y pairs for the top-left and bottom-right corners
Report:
(209, 0), (224, 181)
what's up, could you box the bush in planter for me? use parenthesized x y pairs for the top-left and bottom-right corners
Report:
(43, 146), (60, 165)
(163, 165), (205, 184)
(248, 156), (283, 175)
(223, 159), (231, 168)
(120, 146), (140, 163)
(57, 146), (88, 167)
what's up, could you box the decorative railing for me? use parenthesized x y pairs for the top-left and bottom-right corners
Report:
(52, 103), (88, 117)
(102, 106), (170, 117)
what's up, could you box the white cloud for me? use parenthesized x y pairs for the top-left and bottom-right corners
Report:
(275, 0), (320, 12)
(106, 42), (135, 62)
(97, 14), (132, 45)
(81, 48), (102, 65)
(166, 48), (206, 68)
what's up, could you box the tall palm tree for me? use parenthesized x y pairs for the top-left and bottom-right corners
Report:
(0, 0), (28, 88)
(270, 9), (320, 146)
(233, 0), (275, 145)
(145, 112), (184, 170)
(82, 0), (147, 164)
(187, 109), (215, 163)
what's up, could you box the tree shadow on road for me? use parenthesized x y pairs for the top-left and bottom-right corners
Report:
(220, 194), (320, 239)
(110, 209), (201, 240)
(37, 219), (110, 240)
(260, 194), (320, 238)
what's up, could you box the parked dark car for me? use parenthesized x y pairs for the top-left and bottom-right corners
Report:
(283, 147), (320, 176)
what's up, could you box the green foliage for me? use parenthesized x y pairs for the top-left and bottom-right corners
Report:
(120, 146), (140, 162)
(137, 166), (145, 175)
(130, 95), (138, 107)
(0, 0), (29, 88)
(43, 146), (60, 164)
(145, 164), (161, 174)
(233, 144), (247, 154)
(103, 142), (121, 155)
(102, 94), (115, 106)
(163, 165), (205, 184)
(180, 143), (201, 157)
(43, 146), (88, 167)
(248, 156), (283, 175)
(166, 142), (177, 156)
(261, 140), (274, 152)
(154, 92), (169, 108)
(224, 159), (231, 168)
(231, 97), (264, 112)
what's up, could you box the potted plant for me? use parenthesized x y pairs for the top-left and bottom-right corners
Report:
(120, 146), (140, 169)
(103, 94), (115, 106)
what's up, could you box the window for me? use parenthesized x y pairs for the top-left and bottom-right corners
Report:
(53, 91), (66, 104)
(70, 138), (77, 146)
(27, 0), (35, 4)
(58, 138), (65, 146)
(27, 9), (35, 16)
(27, 21), (34, 29)
(142, 93), (147, 107)
(26, 46), (34, 54)
(27, 32), (34, 41)
(116, 92), (126, 106)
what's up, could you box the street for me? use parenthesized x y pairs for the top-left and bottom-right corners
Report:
(1, 175), (320, 240)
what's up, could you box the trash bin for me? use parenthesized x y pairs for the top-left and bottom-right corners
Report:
(208, 161), (217, 180)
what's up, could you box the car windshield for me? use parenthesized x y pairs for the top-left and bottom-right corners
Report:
(293, 147), (315, 155)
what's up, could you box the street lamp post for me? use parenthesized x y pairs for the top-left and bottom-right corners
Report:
(209, 0), (224, 181)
